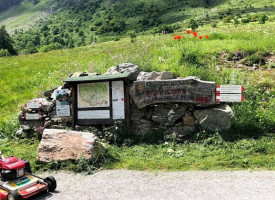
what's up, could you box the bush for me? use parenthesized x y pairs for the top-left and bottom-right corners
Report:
(188, 19), (199, 31)
(243, 52), (266, 66)
(39, 43), (63, 52)
(258, 14), (268, 24)
(0, 49), (10, 57)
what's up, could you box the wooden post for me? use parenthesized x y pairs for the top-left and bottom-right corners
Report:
(125, 80), (131, 133)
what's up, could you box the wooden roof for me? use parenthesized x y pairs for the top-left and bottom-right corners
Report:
(64, 73), (131, 83)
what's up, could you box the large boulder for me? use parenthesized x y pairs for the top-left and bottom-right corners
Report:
(152, 104), (188, 127)
(194, 104), (233, 131)
(136, 71), (174, 81)
(105, 63), (141, 81)
(37, 129), (101, 162)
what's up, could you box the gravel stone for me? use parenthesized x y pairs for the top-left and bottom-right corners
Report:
(32, 170), (275, 200)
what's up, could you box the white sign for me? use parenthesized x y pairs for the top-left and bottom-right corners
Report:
(56, 89), (70, 117)
(216, 94), (245, 102)
(25, 113), (41, 120)
(78, 110), (110, 119)
(112, 81), (125, 120)
(216, 85), (245, 94)
(25, 101), (41, 109)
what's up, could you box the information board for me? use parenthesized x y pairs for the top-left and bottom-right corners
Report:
(112, 81), (125, 119)
(56, 89), (70, 117)
(78, 82), (109, 108)
(78, 110), (110, 119)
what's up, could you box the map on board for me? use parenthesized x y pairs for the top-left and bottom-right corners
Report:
(78, 82), (109, 108)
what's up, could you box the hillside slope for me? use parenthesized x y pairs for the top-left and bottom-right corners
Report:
(1, 0), (274, 33)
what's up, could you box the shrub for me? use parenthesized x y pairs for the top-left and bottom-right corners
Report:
(0, 49), (10, 57)
(258, 14), (268, 24)
(188, 19), (199, 31)
(241, 18), (250, 24)
(39, 43), (63, 52)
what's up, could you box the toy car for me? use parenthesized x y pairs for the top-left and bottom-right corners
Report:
(0, 153), (56, 200)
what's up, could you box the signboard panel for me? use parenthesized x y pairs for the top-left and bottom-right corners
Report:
(78, 110), (110, 119)
(216, 94), (245, 102)
(112, 81), (125, 119)
(24, 113), (41, 120)
(25, 101), (41, 109)
(56, 89), (70, 117)
(78, 82), (109, 108)
(216, 85), (245, 94)
(130, 78), (216, 108)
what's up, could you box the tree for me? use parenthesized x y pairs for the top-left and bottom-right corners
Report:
(0, 26), (17, 55)
(188, 19), (199, 31)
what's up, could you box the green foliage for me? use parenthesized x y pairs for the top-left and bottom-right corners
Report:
(233, 17), (240, 27)
(258, 14), (268, 24)
(223, 16), (232, 23)
(0, 116), (19, 140)
(0, 26), (17, 55)
(39, 43), (63, 52)
(242, 51), (266, 66)
(0, 49), (10, 57)
(188, 19), (199, 31)
(241, 18), (250, 24)
(127, 30), (137, 43)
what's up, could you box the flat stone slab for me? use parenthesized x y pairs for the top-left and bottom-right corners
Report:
(130, 77), (216, 108)
(37, 129), (99, 162)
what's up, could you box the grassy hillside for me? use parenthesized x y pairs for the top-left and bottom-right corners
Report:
(0, 18), (274, 171)
(0, 21), (274, 137)
(0, 0), (274, 55)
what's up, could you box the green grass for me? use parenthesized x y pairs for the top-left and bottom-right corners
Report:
(1, 133), (274, 172)
(104, 134), (275, 170)
(0, 22), (274, 131)
(0, 139), (40, 170)
(0, 22), (274, 171)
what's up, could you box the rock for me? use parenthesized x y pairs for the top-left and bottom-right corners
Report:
(183, 116), (196, 126)
(136, 71), (174, 81)
(44, 88), (56, 99)
(69, 72), (98, 77)
(152, 104), (188, 127)
(131, 120), (157, 134)
(16, 128), (23, 137)
(24, 98), (54, 112)
(21, 125), (31, 131)
(51, 117), (72, 124)
(194, 104), (233, 131)
(37, 129), (101, 162)
(105, 63), (141, 81)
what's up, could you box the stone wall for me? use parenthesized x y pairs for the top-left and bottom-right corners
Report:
(17, 63), (233, 138)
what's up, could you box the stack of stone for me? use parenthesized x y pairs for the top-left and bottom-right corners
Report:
(17, 89), (73, 137)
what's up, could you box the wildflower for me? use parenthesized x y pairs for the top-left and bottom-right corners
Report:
(199, 35), (203, 39)
(205, 35), (209, 39)
(186, 30), (191, 34)
(173, 35), (182, 40)
(192, 32), (198, 37)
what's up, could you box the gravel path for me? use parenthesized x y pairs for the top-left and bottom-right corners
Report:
(31, 170), (275, 200)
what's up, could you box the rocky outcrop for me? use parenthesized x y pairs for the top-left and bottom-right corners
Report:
(37, 129), (101, 162)
(136, 71), (174, 81)
(105, 63), (140, 81)
(194, 104), (233, 131)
